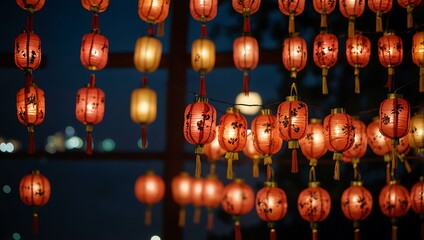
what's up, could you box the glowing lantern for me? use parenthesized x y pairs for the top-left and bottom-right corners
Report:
(345, 33), (371, 94)
(342, 117), (367, 180)
(378, 32), (403, 91)
(81, 0), (109, 12)
(243, 132), (263, 178)
(75, 74), (105, 155)
(80, 32), (109, 71)
(190, 0), (218, 22)
(218, 107), (248, 179)
(233, 35), (259, 95)
(379, 94), (410, 147)
(324, 108), (355, 180)
(232, 0), (261, 15)
(183, 97), (217, 177)
(282, 34), (308, 79)
(410, 176), (424, 239)
(235, 92), (262, 116)
(368, 0), (393, 32)
(191, 177), (205, 224)
(14, 31), (41, 72)
(16, 0), (45, 12)
(191, 38), (216, 74)
(134, 171), (165, 225)
(397, 0), (422, 29)
(297, 182), (331, 239)
(339, 0), (365, 37)
(138, 0), (170, 24)
(278, 0), (305, 34)
(412, 31), (424, 92)
(204, 126), (226, 174)
(202, 175), (224, 230)
(171, 172), (193, 227)
(312, 0), (337, 28)
(409, 112), (424, 155)
(19, 170), (50, 234)
(222, 179), (255, 240)
(313, 31), (339, 94)
(134, 36), (162, 73)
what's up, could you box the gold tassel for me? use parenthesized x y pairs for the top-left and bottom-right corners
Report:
(322, 67), (328, 94)
(145, 204), (152, 225)
(320, 13), (327, 28)
(253, 158), (259, 178)
(289, 12), (295, 34)
(178, 206), (186, 227)
(407, 4), (413, 29)
(195, 154), (201, 178)
(334, 160), (340, 180)
(157, 21), (165, 37)
(392, 223), (398, 240)
(419, 66), (424, 93)
(263, 155), (272, 165)
(193, 206), (201, 224)
(354, 67), (360, 94)
(376, 11), (383, 32)
(227, 159), (233, 179)
(348, 17), (355, 38)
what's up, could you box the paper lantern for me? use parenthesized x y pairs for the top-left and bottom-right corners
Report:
(171, 172), (193, 227)
(409, 112), (424, 155)
(16, 0), (45, 12)
(243, 132), (263, 178)
(342, 117), (367, 180)
(131, 86), (157, 149)
(233, 35), (259, 95)
(191, 38), (216, 74)
(191, 177), (205, 224)
(75, 74), (105, 155)
(410, 177), (424, 240)
(339, 0), (365, 37)
(397, 0), (422, 28)
(14, 31), (41, 72)
(232, 0), (261, 15)
(278, 0), (305, 34)
(134, 171), (165, 225)
(324, 108), (355, 180)
(379, 94), (410, 146)
(134, 36), (162, 73)
(138, 0), (170, 24)
(412, 31), (424, 92)
(282, 34), (308, 79)
(218, 107), (248, 179)
(19, 170), (50, 234)
(378, 32), (403, 91)
(202, 175), (224, 230)
(82, 0), (109, 12)
(367, 117), (392, 157)
(235, 92), (262, 116)
(80, 32), (109, 71)
(204, 126), (226, 174)
(368, 0), (393, 32)
(313, 31), (339, 94)
(190, 0), (218, 22)
(312, 0), (337, 27)
(345, 33), (371, 93)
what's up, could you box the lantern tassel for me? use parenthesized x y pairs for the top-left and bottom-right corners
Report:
(32, 209), (39, 235)
(92, 13), (100, 31)
(385, 68), (393, 92)
(312, 228), (318, 240)
(141, 125), (147, 150)
(354, 67), (360, 94)
(243, 71), (249, 96)
(243, 16), (250, 33)
(195, 154), (201, 178)
(157, 21), (165, 37)
(253, 158), (259, 178)
(227, 158), (233, 180)
(200, 23), (207, 39)
(334, 160), (340, 180)
(199, 75), (206, 97)
(86, 131), (93, 155)
(419, 66), (424, 93)
(207, 209), (214, 230)
(28, 126), (35, 155)
(354, 228), (360, 240)
(291, 149), (298, 173)
(320, 13), (327, 28)
(348, 17), (355, 38)
(289, 12), (295, 34)
(178, 206), (185, 228)
(407, 4), (413, 29)
(266, 164), (272, 181)
(376, 11), (383, 32)
(392, 223), (398, 240)
(235, 220), (242, 240)
(322, 68), (328, 94)
(309, 159), (317, 182)
(270, 228), (276, 240)
(193, 206), (201, 224)
(144, 204), (152, 225)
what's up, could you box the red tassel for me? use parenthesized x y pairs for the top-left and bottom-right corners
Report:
(32, 210), (39, 235)
(28, 130), (35, 155)
(312, 228), (318, 240)
(87, 132), (93, 155)
(199, 75), (206, 97)
(142, 75), (148, 87)
(207, 210), (214, 231)
(26, 14), (33, 32)
(291, 148), (298, 173)
(243, 72), (249, 96)
(243, 16), (250, 33)
(392, 224), (397, 240)
(354, 228), (360, 240)
(90, 73), (96, 88)
(385, 72), (392, 92)
(235, 221), (242, 240)
(270, 228), (277, 240)
(92, 13), (100, 31)
(141, 125), (147, 149)
(266, 164), (271, 181)
(200, 24), (207, 38)
(25, 74), (33, 91)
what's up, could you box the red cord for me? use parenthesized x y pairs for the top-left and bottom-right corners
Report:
(141, 125), (147, 149)
(199, 75), (206, 96)
(291, 148), (298, 173)
(87, 132), (93, 155)
(243, 72), (249, 96)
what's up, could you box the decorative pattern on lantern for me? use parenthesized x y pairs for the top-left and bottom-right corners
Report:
(367, 0), (393, 32)
(80, 32), (109, 71)
(282, 34), (308, 79)
(312, 0), (337, 28)
(171, 172), (193, 227)
(412, 31), (424, 92)
(378, 32), (403, 91)
(82, 0), (110, 12)
(138, 0), (170, 24)
(14, 31), (41, 73)
(16, 0), (46, 12)
(278, 0), (305, 34)
(324, 108), (355, 180)
(342, 117), (367, 180)
(232, 0), (261, 15)
(409, 112), (424, 155)
(379, 94), (410, 146)
(183, 96), (217, 178)
(218, 107), (248, 179)
(345, 33), (371, 94)
(202, 175), (224, 230)
(190, 0), (218, 22)
(313, 31), (338, 94)
(134, 171), (165, 225)
(19, 170), (51, 234)
(243, 132), (263, 178)
(233, 35), (259, 95)
(134, 36), (162, 73)
(204, 126), (226, 175)
(397, 0), (422, 29)
(339, 0), (365, 38)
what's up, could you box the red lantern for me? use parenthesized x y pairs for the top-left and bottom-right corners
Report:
(82, 0), (109, 12)
(368, 0), (393, 32)
(80, 32), (109, 71)
(256, 182), (288, 240)
(232, 0), (261, 15)
(409, 112), (424, 154)
(412, 31), (424, 92)
(138, 0), (170, 24)
(190, 0), (218, 22)
(134, 171), (165, 225)
(379, 94), (410, 146)
(191, 177), (205, 224)
(312, 0), (337, 28)
(378, 32), (403, 91)
(324, 108), (355, 180)
(233, 35), (259, 95)
(339, 0), (365, 37)
(16, 0), (45, 12)
(218, 107), (248, 179)
(297, 182), (331, 239)
(204, 126), (226, 174)
(183, 96), (217, 178)
(345, 33), (371, 94)
(410, 177), (424, 238)
(397, 0), (422, 28)
(243, 132), (263, 178)
(282, 34), (308, 79)
(75, 74), (105, 155)
(171, 172), (193, 227)
(342, 117), (367, 180)
(278, 0), (305, 34)
(19, 170), (51, 234)
(313, 31), (339, 94)
(202, 175), (224, 230)
(14, 31), (41, 72)
(222, 179), (255, 240)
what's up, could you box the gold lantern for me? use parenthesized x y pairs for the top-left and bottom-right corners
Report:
(131, 86), (157, 149)
(134, 36), (162, 73)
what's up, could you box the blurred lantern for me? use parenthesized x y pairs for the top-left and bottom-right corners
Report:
(243, 132), (263, 178)
(342, 117), (367, 180)
(379, 181), (411, 240)
(218, 107), (248, 179)
(204, 126), (226, 174)
(297, 182), (331, 240)
(134, 35), (162, 73)
(379, 94), (410, 146)
(138, 0), (170, 24)
(277, 95), (308, 173)
(410, 112), (424, 155)
(191, 38), (216, 96)
(80, 32), (109, 71)
(323, 108), (355, 180)
(222, 179), (255, 240)
(232, 0), (261, 16)
(410, 176), (424, 240)
(191, 177), (205, 224)
(377, 32), (403, 91)
(235, 92), (262, 115)
(397, 0), (422, 28)
(16, 76), (45, 155)
(278, 0), (305, 34)
(190, 0), (218, 22)
(345, 33), (371, 94)
(256, 182), (288, 240)
(339, 0), (365, 37)
(75, 74), (105, 155)
(183, 96), (217, 178)
(16, 0), (46, 12)
(368, 0), (393, 32)
(312, 0), (337, 27)
(14, 31), (41, 73)
(171, 172), (193, 227)
(202, 175), (224, 230)
(341, 181), (373, 239)
(412, 31), (424, 92)
(134, 171), (165, 225)
(313, 31), (339, 94)
(282, 33), (308, 79)
(233, 35), (259, 95)
(19, 170), (51, 234)
(81, 0), (109, 12)
(393, 135), (412, 173)
(251, 109), (283, 180)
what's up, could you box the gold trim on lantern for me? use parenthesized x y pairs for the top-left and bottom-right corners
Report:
(331, 108), (346, 114)
(288, 140), (299, 149)
(286, 95), (298, 101)
(351, 181), (363, 187)
(195, 96), (209, 103)
(260, 109), (271, 115)
(226, 107), (240, 114)
(308, 181), (320, 188)
(85, 123), (93, 133)
(234, 178), (244, 184)
(388, 180), (399, 185)
(387, 93), (402, 99)
(264, 181), (278, 188)
(310, 118), (322, 124)
(419, 176), (424, 182)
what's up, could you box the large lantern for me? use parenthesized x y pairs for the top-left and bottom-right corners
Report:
(412, 31), (424, 92)
(339, 0), (365, 37)
(397, 0), (422, 29)
(312, 0), (337, 28)
(134, 36), (162, 73)
(202, 175), (224, 230)
(16, 0), (46, 12)
(138, 0), (170, 24)
(191, 177), (205, 224)
(282, 34), (308, 79)
(278, 0), (305, 34)
(313, 31), (339, 94)
(192, 38), (216, 75)
(19, 170), (51, 234)
(410, 176), (424, 240)
(80, 32), (109, 71)
(233, 35), (259, 95)
(171, 172), (193, 227)
(218, 107), (248, 179)
(82, 0), (109, 12)
(75, 74), (105, 155)
(190, 0), (218, 22)
(409, 112), (424, 155)
(367, 0), (393, 32)
(345, 33), (371, 94)
(134, 171), (165, 225)
(14, 31), (41, 72)
(243, 132), (263, 178)
(378, 32), (403, 91)
(379, 94), (410, 146)
(324, 108), (355, 180)
(342, 117), (367, 180)
(204, 126), (226, 175)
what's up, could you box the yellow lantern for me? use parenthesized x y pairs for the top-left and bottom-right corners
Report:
(191, 38), (216, 74)
(410, 112), (424, 155)
(134, 36), (162, 73)
(131, 87), (157, 149)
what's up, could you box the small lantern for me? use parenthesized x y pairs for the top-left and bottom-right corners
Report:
(235, 92), (262, 116)
(378, 32), (403, 91)
(297, 182), (331, 239)
(345, 33), (371, 94)
(412, 31), (424, 92)
(324, 108), (355, 180)
(19, 170), (50, 234)
(243, 132), (263, 178)
(75, 74), (105, 155)
(183, 96), (217, 178)
(80, 32), (109, 71)
(171, 172), (193, 227)
(14, 31), (41, 72)
(82, 0), (109, 12)
(282, 34), (308, 79)
(134, 36), (162, 73)
(278, 0), (305, 34)
(191, 38), (216, 74)
(218, 107), (248, 179)
(312, 0), (337, 28)
(367, 0), (393, 32)
(190, 0), (218, 22)
(222, 179), (255, 240)
(410, 176), (424, 239)
(409, 112), (424, 155)
(204, 126), (226, 175)
(191, 177), (205, 224)
(16, 0), (46, 12)
(379, 94), (410, 146)
(202, 175), (224, 230)
(397, 0), (422, 29)
(313, 31), (339, 94)
(138, 0), (170, 24)
(232, 0), (261, 15)
(233, 35), (259, 95)
(339, 0), (365, 38)
(342, 117), (367, 180)
(134, 171), (165, 225)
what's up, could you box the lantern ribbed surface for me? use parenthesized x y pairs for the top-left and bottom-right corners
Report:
(134, 36), (162, 73)
(256, 182), (288, 222)
(138, 0), (170, 24)
(282, 34), (308, 78)
(339, 0), (365, 17)
(191, 38), (216, 74)
(343, 118), (367, 161)
(16, 0), (45, 12)
(232, 0), (261, 15)
(378, 32), (403, 68)
(80, 32), (109, 71)
(297, 182), (331, 222)
(130, 87), (157, 125)
(409, 112), (424, 154)
(367, 117), (392, 156)
(312, 0), (337, 27)
(278, 0), (305, 15)
(14, 32), (42, 71)
(341, 182), (373, 221)
(190, 0), (218, 22)
(251, 109), (283, 156)
(324, 108), (355, 153)
(410, 177), (424, 215)
(379, 94), (410, 141)
(16, 84), (45, 126)
(19, 170), (51, 206)
(221, 179), (255, 216)
(346, 34), (371, 68)
(277, 96), (308, 142)
(82, 0), (110, 12)
(299, 118), (327, 161)
(218, 107), (248, 152)
(233, 36), (259, 71)
(379, 181), (411, 218)
(313, 32), (339, 68)
(75, 84), (105, 125)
